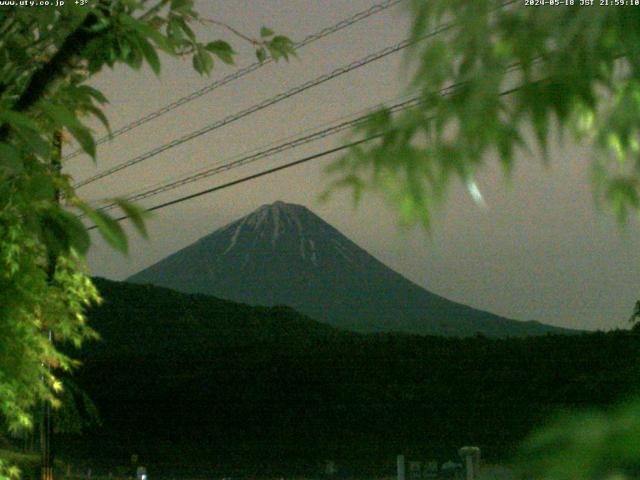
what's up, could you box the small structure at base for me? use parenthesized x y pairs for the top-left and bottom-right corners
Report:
(458, 446), (481, 480)
(440, 461), (463, 479)
(397, 454), (406, 480)
(136, 466), (147, 480)
(324, 460), (337, 476)
(424, 460), (438, 478)
(408, 461), (422, 480)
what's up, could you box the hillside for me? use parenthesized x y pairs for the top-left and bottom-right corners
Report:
(84, 277), (345, 358)
(128, 201), (576, 337)
(57, 279), (640, 477)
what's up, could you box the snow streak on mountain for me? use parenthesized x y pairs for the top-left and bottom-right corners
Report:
(128, 201), (574, 337)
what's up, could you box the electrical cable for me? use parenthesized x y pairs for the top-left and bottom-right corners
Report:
(89, 56), (529, 213)
(94, 90), (421, 202)
(74, 0), (520, 188)
(90, 91), (442, 214)
(62, 0), (405, 162)
(86, 81), (525, 231)
(87, 134), (381, 231)
(73, 21), (456, 189)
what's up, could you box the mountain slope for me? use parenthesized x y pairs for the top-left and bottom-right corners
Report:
(86, 277), (344, 358)
(65, 279), (637, 474)
(128, 201), (574, 337)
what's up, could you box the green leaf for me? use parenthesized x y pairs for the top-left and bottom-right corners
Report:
(0, 110), (40, 131)
(120, 12), (172, 52)
(267, 35), (296, 61)
(84, 105), (112, 138)
(266, 44), (282, 61)
(170, 0), (193, 13)
(260, 26), (274, 38)
(606, 177), (640, 223)
(43, 104), (77, 129)
(192, 47), (213, 74)
(68, 125), (96, 159)
(123, 37), (144, 70)
(27, 174), (55, 202)
(33, 6), (55, 30)
(136, 35), (162, 75)
(120, 0), (138, 10)
(78, 204), (128, 254)
(166, 17), (185, 42)
(58, 210), (91, 255)
(0, 143), (23, 176)
(256, 47), (267, 63)
(113, 198), (150, 238)
(15, 128), (50, 159)
(41, 208), (91, 255)
(205, 40), (234, 64)
(118, 36), (132, 59)
(175, 16), (196, 41)
(43, 105), (96, 159)
(0, 109), (48, 158)
(74, 85), (109, 104)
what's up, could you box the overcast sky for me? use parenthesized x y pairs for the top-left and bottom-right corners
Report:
(64, 0), (640, 332)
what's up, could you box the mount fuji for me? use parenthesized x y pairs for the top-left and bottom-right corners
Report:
(127, 201), (574, 337)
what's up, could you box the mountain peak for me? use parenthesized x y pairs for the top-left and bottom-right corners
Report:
(128, 203), (576, 337)
(239, 201), (313, 246)
(254, 200), (308, 216)
(269, 200), (296, 208)
(192, 201), (344, 267)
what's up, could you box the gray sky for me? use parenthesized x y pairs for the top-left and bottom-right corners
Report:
(65, 0), (640, 332)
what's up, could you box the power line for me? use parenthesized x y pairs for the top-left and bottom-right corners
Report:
(104, 95), (411, 200)
(73, 22), (455, 190)
(74, 0), (520, 188)
(86, 81), (525, 231)
(90, 91), (442, 214)
(86, 59), (527, 213)
(87, 134), (381, 231)
(88, 57), (527, 215)
(78, 91), (421, 219)
(62, 0), (404, 162)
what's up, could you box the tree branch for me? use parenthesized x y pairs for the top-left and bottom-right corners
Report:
(198, 18), (261, 46)
(139, 0), (170, 22)
(0, 9), (108, 142)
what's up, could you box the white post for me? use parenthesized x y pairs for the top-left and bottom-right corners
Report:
(397, 454), (406, 480)
(458, 446), (480, 480)
(465, 455), (473, 480)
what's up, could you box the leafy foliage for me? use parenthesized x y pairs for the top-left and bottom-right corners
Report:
(0, 449), (38, 480)
(63, 279), (640, 474)
(513, 312), (640, 479)
(0, 0), (293, 462)
(54, 379), (102, 435)
(329, 0), (640, 227)
(0, 457), (20, 480)
(519, 398), (640, 480)
(325, 4), (640, 475)
(255, 25), (295, 63)
(0, 223), (99, 433)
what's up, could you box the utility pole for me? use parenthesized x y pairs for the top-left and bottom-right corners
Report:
(41, 129), (62, 480)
